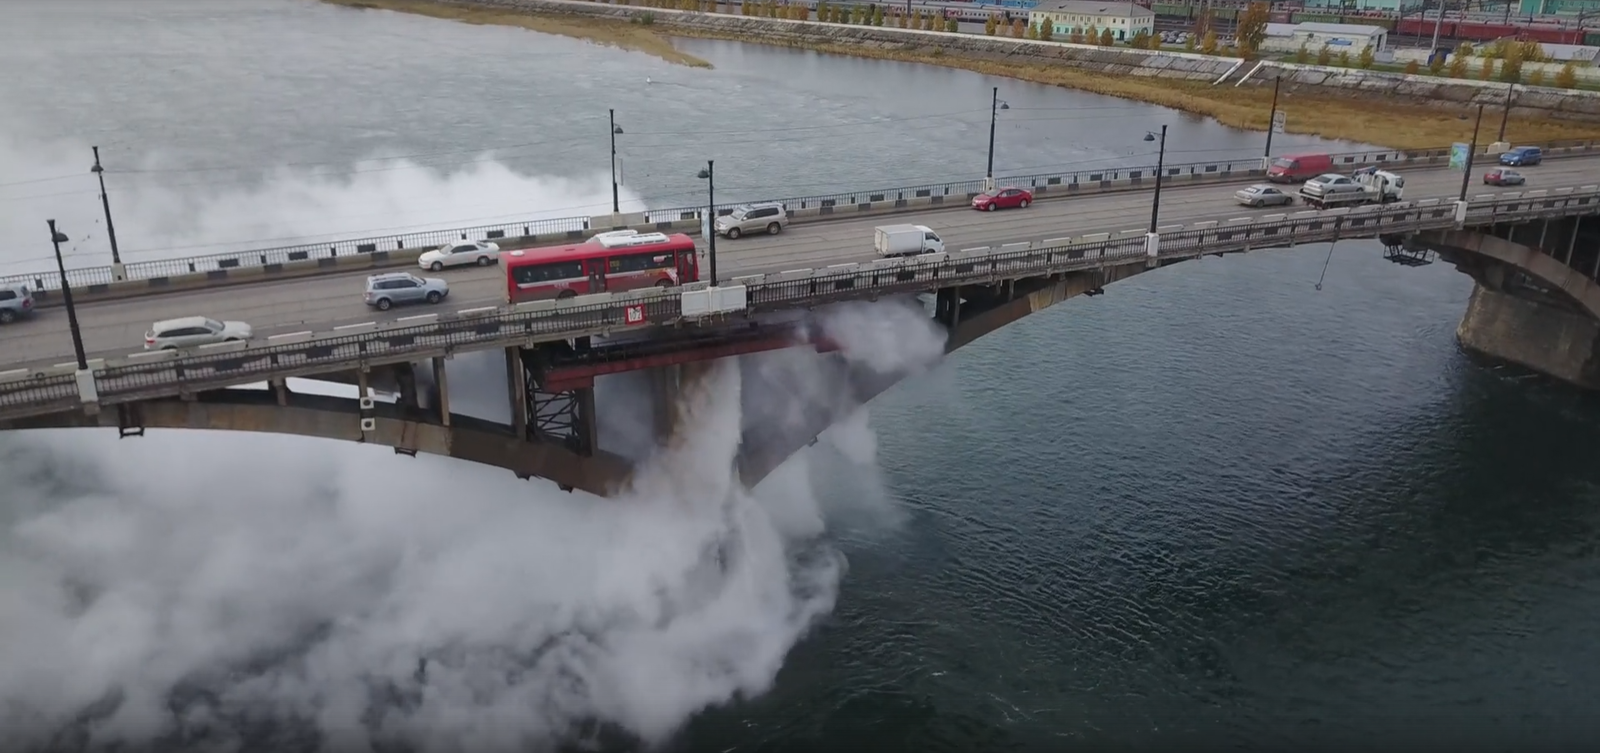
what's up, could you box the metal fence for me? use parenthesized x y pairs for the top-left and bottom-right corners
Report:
(14, 140), (1583, 296)
(4, 187), (1599, 417)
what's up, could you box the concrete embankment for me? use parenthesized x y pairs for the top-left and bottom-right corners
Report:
(1240, 61), (1600, 122)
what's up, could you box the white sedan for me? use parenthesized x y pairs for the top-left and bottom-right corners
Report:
(418, 240), (500, 271)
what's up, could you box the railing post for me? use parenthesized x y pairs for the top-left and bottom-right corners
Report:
(1145, 232), (1160, 268)
(75, 359), (103, 416)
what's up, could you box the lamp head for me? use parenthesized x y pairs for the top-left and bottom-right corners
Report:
(697, 168), (711, 180)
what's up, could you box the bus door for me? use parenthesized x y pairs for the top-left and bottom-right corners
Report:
(677, 247), (699, 285)
(585, 257), (607, 293)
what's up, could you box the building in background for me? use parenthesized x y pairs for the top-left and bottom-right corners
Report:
(1273, 21), (1391, 51)
(1518, 0), (1600, 15)
(1300, 0), (1408, 10)
(1029, 1), (1157, 41)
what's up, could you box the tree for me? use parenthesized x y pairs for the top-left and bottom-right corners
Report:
(1357, 44), (1375, 69)
(1479, 58), (1495, 81)
(1130, 29), (1151, 49)
(1236, 1), (1269, 58)
(1337, 49), (1350, 67)
(1200, 29), (1218, 55)
(1100, 27), (1114, 46)
(1448, 52), (1467, 78)
(1039, 19), (1054, 41)
(1528, 68), (1545, 86)
(1194, 10), (1212, 42)
(1012, 18), (1025, 37)
(1500, 41), (1524, 83)
(1025, 20), (1038, 39)
(1403, 58), (1420, 75)
(1556, 61), (1578, 89)
(871, 5), (883, 25)
(1428, 53), (1445, 75)
(946, 18), (957, 32)
(984, 15), (997, 35)
(1316, 43), (1331, 66)
(1071, 26), (1085, 44)
(1086, 25), (1099, 44)
(1295, 42), (1309, 64)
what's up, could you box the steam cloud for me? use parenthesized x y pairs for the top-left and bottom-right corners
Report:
(0, 133), (647, 275)
(0, 134), (952, 752)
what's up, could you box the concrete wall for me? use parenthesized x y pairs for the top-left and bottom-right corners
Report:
(1456, 283), (1600, 388)
(1238, 60), (1600, 120)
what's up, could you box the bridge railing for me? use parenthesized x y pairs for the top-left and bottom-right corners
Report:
(3, 187), (1599, 419)
(11, 140), (1594, 296)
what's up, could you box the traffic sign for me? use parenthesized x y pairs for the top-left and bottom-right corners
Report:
(625, 304), (645, 325)
(1271, 110), (1286, 134)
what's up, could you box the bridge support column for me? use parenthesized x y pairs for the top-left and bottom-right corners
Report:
(271, 378), (289, 407)
(650, 364), (681, 443)
(1457, 283), (1600, 388)
(431, 356), (451, 427)
(506, 346), (527, 438)
(934, 286), (962, 331)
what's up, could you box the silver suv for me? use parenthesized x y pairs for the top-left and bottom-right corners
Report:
(145, 316), (253, 350)
(364, 272), (449, 311)
(0, 283), (35, 324)
(714, 202), (788, 239)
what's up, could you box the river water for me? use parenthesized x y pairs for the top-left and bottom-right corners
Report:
(3, 1), (1600, 751)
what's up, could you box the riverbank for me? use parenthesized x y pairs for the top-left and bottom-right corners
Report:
(322, 0), (712, 66)
(322, 0), (1600, 148)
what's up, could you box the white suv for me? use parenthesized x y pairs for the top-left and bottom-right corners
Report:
(714, 202), (788, 239)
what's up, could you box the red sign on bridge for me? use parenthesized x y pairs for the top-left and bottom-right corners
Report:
(625, 304), (645, 325)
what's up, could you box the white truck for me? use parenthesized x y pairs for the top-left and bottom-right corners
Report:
(874, 224), (944, 258)
(1297, 168), (1405, 209)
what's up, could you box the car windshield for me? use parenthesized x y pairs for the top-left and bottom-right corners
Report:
(729, 208), (750, 219)
(203, 318), (224, 331)
(981, 190), (1002, 197)
(1316, 174), (1342, 182)
(1269, 158), (1295, 168)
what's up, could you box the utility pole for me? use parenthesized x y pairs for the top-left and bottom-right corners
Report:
(609, 110), (624, 215)
(1459, 104), (1483, 203)
(697, 161), (718, 286)
(1496, 82), (1513, 143)
(47, 220), (88, 371)
(1264, 74), (1281, 158)
(90, 146), (123, 271)
(1147, 125), (1167, 234)
(1430, 0), (1445, 55)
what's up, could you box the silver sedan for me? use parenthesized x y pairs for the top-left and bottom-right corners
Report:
(1235, 184), (1295, 208)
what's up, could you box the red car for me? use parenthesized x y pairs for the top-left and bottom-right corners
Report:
(1483, 167), (1526, 186)
(971, 186), (1033, 211)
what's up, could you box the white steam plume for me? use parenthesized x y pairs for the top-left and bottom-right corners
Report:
(0, 296), (949, 752)
(0, 133), (646, 276)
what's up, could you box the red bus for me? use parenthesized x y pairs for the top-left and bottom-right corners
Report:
(503, 230), (699, 303)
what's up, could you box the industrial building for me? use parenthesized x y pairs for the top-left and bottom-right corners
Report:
(1029, 1), (1158, 41)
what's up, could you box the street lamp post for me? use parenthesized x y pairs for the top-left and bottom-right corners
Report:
(1459, 104), (1484, 203)
(985, 87), (1009, 192)
(90, 146), (123, 270)
(1264, 74), (1281, 159)
(697, 161), (718, 286)
(1144, 126), (1168, 234)
(609, 110), (625, 215)
(47, 220), (88, 371)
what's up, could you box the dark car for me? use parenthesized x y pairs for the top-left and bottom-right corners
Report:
(1483, 167), (1526, 186)
(971, 187), (1033, 211)
(1499, 146), (1542, 166)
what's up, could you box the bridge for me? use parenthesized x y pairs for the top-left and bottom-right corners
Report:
(3, 148), (1600, 496)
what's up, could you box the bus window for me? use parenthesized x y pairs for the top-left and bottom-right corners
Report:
(512, 260), (584, 286)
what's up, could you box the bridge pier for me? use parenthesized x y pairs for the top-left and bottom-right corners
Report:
(1409, 217), (1600, 389)
(431, 356), (451, 427)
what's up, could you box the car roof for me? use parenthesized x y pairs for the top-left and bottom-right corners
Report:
(368, 272), (417, 281)
(1513, 146), (1539, 151)
(151, 315), (214, 329)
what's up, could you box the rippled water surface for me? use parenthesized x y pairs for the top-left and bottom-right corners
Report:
(4, 1), (1600, 751)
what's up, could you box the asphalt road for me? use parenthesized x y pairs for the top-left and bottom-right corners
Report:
(2, 156), (1596, 371)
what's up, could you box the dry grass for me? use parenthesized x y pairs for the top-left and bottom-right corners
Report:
(321, 0), (712, 68)
(323, 0), (1600, 149)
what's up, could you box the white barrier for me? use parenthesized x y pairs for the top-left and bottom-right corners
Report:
(267, 331), (315, 344)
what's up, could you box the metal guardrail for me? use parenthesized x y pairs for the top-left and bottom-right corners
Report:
(2, 186), (1596, 420)
(14, 140), (1592, 295)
